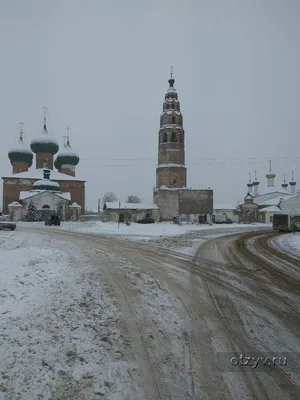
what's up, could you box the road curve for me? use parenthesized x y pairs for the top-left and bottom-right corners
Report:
(20, 226), (300, 399)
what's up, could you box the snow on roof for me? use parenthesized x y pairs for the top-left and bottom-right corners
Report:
(258, 194), (293, 206)
(8, 201), (22, 207)
(214, 204), (237, 210)
(19, 190), (71, 201)
(2, 168), (85, 181)
(33, 179), (60, 188)
(159, 124), (182, 130)
(104, 202), (158, 210)
(167, 88), (177, 93)
(165, 97), (179, 103)
(162, 111), (181, 116)
(254, 187), (291, 197)
(258, 206), (282, 213)
(157, 163), (186, 168)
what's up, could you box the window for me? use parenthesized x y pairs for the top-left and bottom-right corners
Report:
(171, 116), (176, 124)
(270, 215), (273, 223)
(173, 179), (176, 184)
(179, 134), (183, 143)
(163, 132), (168, 142)
(166, 104), (169, 109)
(171, 132), (177, 142)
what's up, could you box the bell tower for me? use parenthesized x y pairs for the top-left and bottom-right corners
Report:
(156, 68), (187, 189)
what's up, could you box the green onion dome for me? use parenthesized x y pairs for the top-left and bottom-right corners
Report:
(30, 124), (59, 154)
(54, 139), (79, 170)
(33, 169), (60, 191)
(8, 136), (33, 167)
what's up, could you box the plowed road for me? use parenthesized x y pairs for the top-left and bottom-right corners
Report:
(23, 227), (300, 399)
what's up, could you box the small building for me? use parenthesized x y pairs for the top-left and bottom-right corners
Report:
(258, 205), (282, 223)
(8, 168), (72, 221)
(213, 204), (239, 223)
(103, 202), (159, 222)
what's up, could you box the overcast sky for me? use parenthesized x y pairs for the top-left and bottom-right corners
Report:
(1, 0), (300, 210)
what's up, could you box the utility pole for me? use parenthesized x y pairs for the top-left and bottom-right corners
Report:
(98, 198), (100, 214)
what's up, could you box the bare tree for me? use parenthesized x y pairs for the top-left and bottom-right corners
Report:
(102, 192), (118, 206)
(126, 195), (142, 204)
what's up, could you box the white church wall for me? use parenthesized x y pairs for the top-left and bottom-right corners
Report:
(280, 192), (300, 215)
(23, 191), (69, 219)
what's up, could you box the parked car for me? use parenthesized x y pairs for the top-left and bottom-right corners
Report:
(137, 216), (155, 224)
(0, 215), (16, 230)
(45, 215), (60, 226)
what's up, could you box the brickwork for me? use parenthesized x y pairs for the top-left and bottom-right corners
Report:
(154, 190), (179, 220)
(2, 178), (85, 215)
(12, 161), (29, 174)
(36, 152), (54, 169)
(61, 166), (75, 177)
(156, 167), (187, 188)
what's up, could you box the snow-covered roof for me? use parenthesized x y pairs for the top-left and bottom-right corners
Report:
(214, 204), (237, 210)
(19, 190), (71, 201)
(254, 186), (291, 197)
(258, 206), (282, 213)
(104, 202), (159, 210)
(258, 194), (293, 207)
(159, 124), (182, 130)
(165, 97), (179, 103)
(33, 179), (60, 189)
(157, 163), (186, 168)
(2, 168), (85, 181)
(161, 111), (181, 116)
(167, 88), (177, 93)
(8, 201), (22, 207)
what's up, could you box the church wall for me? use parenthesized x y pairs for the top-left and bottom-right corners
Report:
(36, 152), (54, 169)
(178, 189), (213, 215)
(12, 161), (29, 174)
(155, 190), (179, 220)
(156, 167), (187, 189)
(2, 178), (85, 214)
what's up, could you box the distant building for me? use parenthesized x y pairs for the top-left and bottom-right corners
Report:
(239, 165), (296, 223)
(153, 70), (213, 222)
(103, 202), (159, 222)
(2, 110), (85, 219)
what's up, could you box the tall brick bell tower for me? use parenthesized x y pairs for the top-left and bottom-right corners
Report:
(154, 69), (188, 221)
(156, 68), (187, 189)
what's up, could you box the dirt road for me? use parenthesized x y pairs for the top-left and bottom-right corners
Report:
(22, 227), (300, 399)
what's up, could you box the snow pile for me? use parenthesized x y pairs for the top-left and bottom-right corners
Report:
(45, 221), (270, 238)
(271, 234), (300, 258)
(0, 231), (139, 399)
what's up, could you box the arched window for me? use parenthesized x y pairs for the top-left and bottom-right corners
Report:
(171, 132), (177, 142)
(163, 132), (168, 142)
(179, 134), (183, 143)
(166, 104), (169, 109)
(42, 205), (50, 209)
(171, 116), (176, 124)
(173, 179), (176, 184)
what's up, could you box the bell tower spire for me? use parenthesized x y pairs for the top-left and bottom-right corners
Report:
(156, 69), (186, 189)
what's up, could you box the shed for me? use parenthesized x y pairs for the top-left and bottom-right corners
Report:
(103, 202), (159, 222)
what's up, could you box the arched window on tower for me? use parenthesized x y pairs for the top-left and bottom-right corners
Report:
(179, 133), (183, 143)
(171, 132), (177, 142)
(166, 103), (169, 109)
(171, 116), (176, 124)
(163, 132), (168, 142)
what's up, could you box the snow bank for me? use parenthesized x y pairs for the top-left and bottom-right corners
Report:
(0, 231), (139, 399)
(19, 220), (270, 238)
(271, 234), (300, 258)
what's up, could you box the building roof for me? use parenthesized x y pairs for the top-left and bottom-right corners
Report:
(19, 190), (71, 201)
(254, 186), (291, 197)
(2, 168), (85, 182)
(258, 206), (282, 213)
(104, 202), (159, 210)
(157, 163), (186, 168)
(214, 204), (237, 210)
(258, 194), (293, 207)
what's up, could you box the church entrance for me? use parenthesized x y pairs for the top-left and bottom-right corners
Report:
(40, 205), (51, 221)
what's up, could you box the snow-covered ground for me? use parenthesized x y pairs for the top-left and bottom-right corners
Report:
(19, 220), (271, 256)
(271, 233), (300, 258)
(0, 231), (141, 399)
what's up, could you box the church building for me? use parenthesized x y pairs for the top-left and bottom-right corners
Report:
(2, 110), (85, 219)
(153, 70), (213, 222)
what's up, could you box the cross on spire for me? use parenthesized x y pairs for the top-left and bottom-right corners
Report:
(254, 170), (257, 180)
(42, 106), (48, 126)
(268, 159), (272, 172)
(65, 126), (71, 146)
(19, 122), (24, 142)
(170, 66), (174, 79)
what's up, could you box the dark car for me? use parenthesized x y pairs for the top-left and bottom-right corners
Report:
(0, 215), (16, 230)
(137, 216), (155, 224)
(45, 215), (60, 226)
